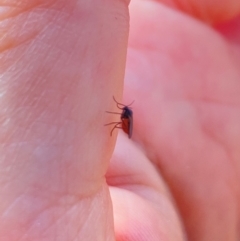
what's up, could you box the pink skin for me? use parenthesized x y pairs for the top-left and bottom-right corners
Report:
(0, 0), (240, 240)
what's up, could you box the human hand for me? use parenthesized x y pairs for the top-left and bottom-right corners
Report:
(0, 0), (240, 241)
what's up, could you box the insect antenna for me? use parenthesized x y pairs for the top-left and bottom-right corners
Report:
(113, 96), (134, 109)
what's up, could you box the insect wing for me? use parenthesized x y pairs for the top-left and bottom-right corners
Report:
(127, 114), (133, 138)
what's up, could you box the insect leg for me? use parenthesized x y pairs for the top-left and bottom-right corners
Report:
(110, 123), (122, 136)
(104, 121), (121, 126)
(105, 111), (122, 115)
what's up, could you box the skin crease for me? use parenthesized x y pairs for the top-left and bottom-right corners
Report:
(0, 0), (240, 241)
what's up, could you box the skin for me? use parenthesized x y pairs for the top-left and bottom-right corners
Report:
(0, 0), (240, 240)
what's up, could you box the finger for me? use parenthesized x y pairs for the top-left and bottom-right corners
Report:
(0, 0), (129, 240)
(126, 1), (240, 241)
(107, 133), (186, 241)
(153, 0), (240, 23)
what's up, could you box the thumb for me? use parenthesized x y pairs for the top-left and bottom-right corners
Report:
(0, 0), (129, 240)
